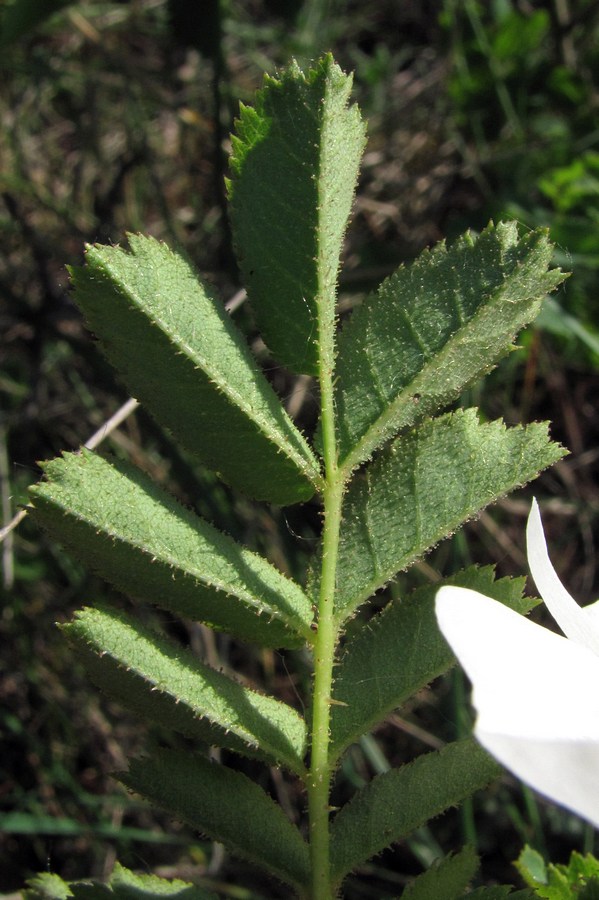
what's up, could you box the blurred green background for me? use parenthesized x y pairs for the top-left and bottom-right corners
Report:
(2, 1), (599, 897)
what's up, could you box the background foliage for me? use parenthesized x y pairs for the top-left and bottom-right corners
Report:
(2, 1), (599, 897)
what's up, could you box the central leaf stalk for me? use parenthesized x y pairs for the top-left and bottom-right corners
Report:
(308, 334), (344, 898)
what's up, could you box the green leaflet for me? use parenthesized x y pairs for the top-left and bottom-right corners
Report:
(24, 874), (73, 900)
(64, 607), (307, 775)
(25, 863), (219, 900)
(515, 846), (551, 893)
(106, 864), (218, 900)
(334, 222), (567, 472)
(329, 739), (501, 887)
(69, 235), (321, 505)
(329, 567), (534, 759)
(516, 847), (599, 900)
(334, 409), (566, 620)
(122, 750), (310, 893)
(399, 845), (479, 900)
(29, 450), (314, 648)
(228, 54), (366, 375)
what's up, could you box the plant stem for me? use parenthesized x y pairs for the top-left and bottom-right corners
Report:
(309, 477), (342, 897)
(308, 340), (343, 898)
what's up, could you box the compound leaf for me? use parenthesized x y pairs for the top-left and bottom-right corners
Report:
(335, 222), (566, 472)
(228, 54), (366, 374)
(29, 450), (314, 648)
(334, 409), (565, 621)
(122, 750), (310, 893)
(69, 234), (321, 504)
(64, 607), (307, 774)
(329, 567), (533, 759)
(329, 739), (501, 887)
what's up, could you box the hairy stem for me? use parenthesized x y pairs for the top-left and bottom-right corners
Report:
(308, 335), (343, 898)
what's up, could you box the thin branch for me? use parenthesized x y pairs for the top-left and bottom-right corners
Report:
(84, 396), (139, 450)
(0, 397), (139, 545)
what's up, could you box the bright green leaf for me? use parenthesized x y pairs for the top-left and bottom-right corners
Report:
(334, 222), (566, 472)
(516, 847), (599, 900)
(400, 845), (479, 900)
(24, 863), (219, 900)
(329, 567), (533, 759)
(64, 607), (307, 774)
(69, 235), (321, 504)
(334, 409), (566, 621)
(121, 750), (310, 893)
(106, 863), (219, 900)
(330, 738), (501, 887)
(516, 845), (549, 889)
(24, 874), (73, 900)
(228, 54), (366, 374)
(29, 450), (314, 648)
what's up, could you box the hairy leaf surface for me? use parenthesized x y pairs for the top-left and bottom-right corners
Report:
(122, 750), (310, 892)
(399, 845), (479, 900)
(29, 450), (314, 648)
(330, 567), (533, 758)
(334, 409), (566, 620)
(228, 54), (366, 374)
(69, 235), (321, 504)
(334, 222), (566, 471)
(64, 607), (307, 774)
(329, 739), (501, 886)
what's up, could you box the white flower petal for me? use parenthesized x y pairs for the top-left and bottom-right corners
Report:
(475, 732), (599, 830)
(527, 498), (599, 655)
(583, 598), (599, 631)
(436, 586), (599, 828)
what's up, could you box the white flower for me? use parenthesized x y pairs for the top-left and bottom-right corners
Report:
(435, 499), (599, 828)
